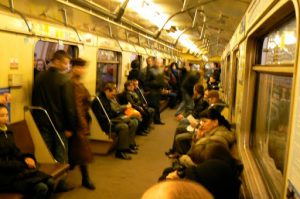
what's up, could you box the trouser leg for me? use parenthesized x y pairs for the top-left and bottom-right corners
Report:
(80, 165), (95, 190)
(174, 132), (193, 154)
(114, 122), (130, 150)
(128, 118), (138, 145)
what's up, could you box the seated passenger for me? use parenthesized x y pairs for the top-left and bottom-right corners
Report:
(91, 83), (138, 160)
(207, 90), (225, 113)
(141, 180), (213, 199)
(166, 83), (209, 156)
(123, 80), (153, 135)
(179, 108), (235, 167)
(0, 104), (54, 198)
(165, 143), (242, 199)
(207, 75), (219, 90)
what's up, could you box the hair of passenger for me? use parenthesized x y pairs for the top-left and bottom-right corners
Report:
(190, 142), (235, 165)
(194, 83), (205, 96)
(131, 59), (140, 69)
(170, 62), (178, 69)
(103, 82), (117, 92)
(141, 180), (213, 199)
(51, 50), (71, 61)
(124, 80), (133, 91)
(0, 104), (8, 110)
(199, 108), (231, 130)
(71, 57), (87, 67)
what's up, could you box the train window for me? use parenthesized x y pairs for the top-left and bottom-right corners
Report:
(34, 41), (78, 78)
(252, 17), (295, 199)
(96, 49), (121, 93)
(260, 18), (296, 65)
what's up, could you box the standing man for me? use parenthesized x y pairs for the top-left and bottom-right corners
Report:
(32, 50), (76, 191)
(145, 57), (165, 124)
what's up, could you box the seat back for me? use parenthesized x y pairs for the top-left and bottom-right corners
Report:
(8, 121), (35, 154)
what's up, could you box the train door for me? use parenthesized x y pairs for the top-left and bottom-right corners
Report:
(96, 49), (121, 94)
(249, 16), (295, 199)
(34, 41), (78, 78)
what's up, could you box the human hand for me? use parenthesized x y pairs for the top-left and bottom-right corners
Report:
(176, 114), (184, 121)
(166, 171), (180, 180)
(65, 130), (73, 138)
(24, 157), (36, 169)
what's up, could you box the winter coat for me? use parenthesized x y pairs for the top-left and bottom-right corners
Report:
(184, 159), (241, 199)
(32, 67), (77, 133)
(0, 130), (50, 192)
(69, 78), (93, 165)
(180, 126), (235, 167)
(92, 92), (126, 133)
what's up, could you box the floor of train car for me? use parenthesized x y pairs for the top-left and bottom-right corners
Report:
(53, 108), (176, 199)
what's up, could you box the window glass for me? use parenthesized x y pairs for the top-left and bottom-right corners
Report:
(97, 50), (118, 62)
(34, 41), (78, 78)
(260, 18), (296, 65)
(96, 49), (120, 93)
(252, 73), (292, 198)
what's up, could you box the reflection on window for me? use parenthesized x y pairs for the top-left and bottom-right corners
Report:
(252, 74), (292, 198)
(96, 49), (120, 93)
(97, 50), (118, 62)
(261, 18), (296, 65)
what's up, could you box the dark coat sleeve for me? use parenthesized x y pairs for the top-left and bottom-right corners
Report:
(61, 80), (77, 131)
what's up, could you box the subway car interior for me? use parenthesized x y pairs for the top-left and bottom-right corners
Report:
(0, 0), (300, 199)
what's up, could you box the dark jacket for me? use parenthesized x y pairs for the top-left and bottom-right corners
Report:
(184, 97), (209, 118)
(128, 69), (145, 89)
(0, 130), (50, 191)
(145, 67), (164, 90)
(32, 67), (77, 132)
(125, 91), (144, 113)
(92, 92), (123, 133)
(184, 159), (241, 199)
(181, 71), (200, 97)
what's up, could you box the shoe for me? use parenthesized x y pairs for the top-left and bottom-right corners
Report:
(137, 132), (148, 136)
(168, 153), (180, 159)
(154, 121), (165, 125)
(115, 151), (132, 160)
(55, 180), (75, 193)
(165, 148), (175, 156)
(82, 179), (96, 190)
(123, 148), (138, 154)
(130, 145), (139, 150)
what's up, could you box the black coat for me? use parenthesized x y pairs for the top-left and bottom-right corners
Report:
(92, 92), (124, 133)
(181, 71), (200, 97)
(32, 67), (77, 132)
(185, 97), (209, 119)
(0, 130), (50, 192)
(184, 159), (241, 199)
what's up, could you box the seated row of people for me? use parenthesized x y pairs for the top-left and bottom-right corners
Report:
(157, 79), (241, 198)
(92, 80), (155, 160)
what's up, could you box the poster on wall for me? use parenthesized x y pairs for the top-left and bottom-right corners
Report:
(0, 88), (11, 121)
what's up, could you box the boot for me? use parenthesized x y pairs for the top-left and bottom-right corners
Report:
(80, 165), (96, 190)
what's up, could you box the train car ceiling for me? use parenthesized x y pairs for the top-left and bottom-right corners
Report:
(0, 0), (251, 60)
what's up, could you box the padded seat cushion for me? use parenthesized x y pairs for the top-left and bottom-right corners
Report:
(39, 163), (70, 179)
(0, 193), (27, 199)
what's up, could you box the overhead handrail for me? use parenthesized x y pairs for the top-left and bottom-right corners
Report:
(93, 96), (113, 139)
(24, 106), (67, 163)
(155, 0), (216, 39)
(0, 2), (32, 33)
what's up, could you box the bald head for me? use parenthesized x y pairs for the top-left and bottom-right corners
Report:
(141, 180), (213, 199)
